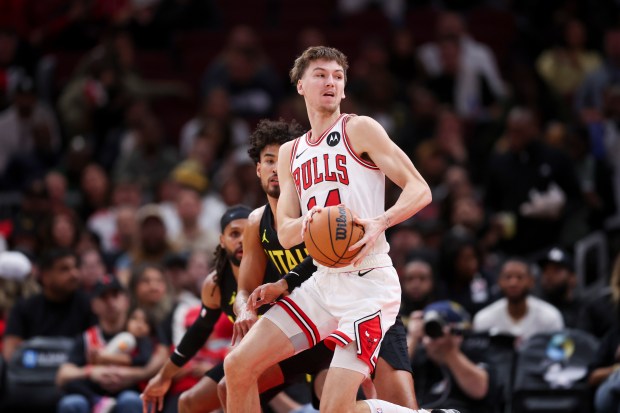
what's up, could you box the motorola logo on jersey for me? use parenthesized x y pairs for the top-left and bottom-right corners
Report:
(292, 154), (349, 195)
(327, 131), (340, 147)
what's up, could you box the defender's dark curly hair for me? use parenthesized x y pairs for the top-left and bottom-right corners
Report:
(247, 119), (305, 164)
(212, 244), (228, 288)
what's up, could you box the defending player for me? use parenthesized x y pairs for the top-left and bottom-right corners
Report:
(224, 46), (432, 413)
(140, 205), (254, 413)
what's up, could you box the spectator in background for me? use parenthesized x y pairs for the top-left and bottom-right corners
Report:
(387, 221), (424, 274)
(579, 251), (620, 339)
(409, 300), (496, 413)
(438, 233), (495, 317)
(186, 250), (210, 289)
(337, 0), (406, 27)
(536, 247), (583, 328)
(116, 204), (174, 286)
(418, 12), (506, 120)
(45, 171), (69, 213)
(473, 258), (563, 341)
(575, 27), (620, 124)
(56, 276), (160, 413)
(400, 257), (437, 317)
(79, 163), (111, 223)
(0, 251), (38, 354)
(9, 180), (50, 255)
(3, 248), (96, 360)
(78, 247), (107, 294)
(58, 57), (126, 140)
(537, 19), (602, 100)
(174, 120), (230, 198)
(485, 107), (582, 255)
(388, 28), (427, 87)
(161, 253), (201, 349)
(603, 85), (620, 216)
(0, 27), (32, 111)
(588, 316), (620, 413)
(170, 188), (219, 258)
(179, 87), (249, 158)
(202, 25), (283, 120)
(113, 115), (178, 195)
(129, 264), (173, 326)
(0, 76), (60, 181)
(39, 209), (82, 254)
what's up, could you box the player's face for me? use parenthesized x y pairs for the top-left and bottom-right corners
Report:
(257, 144), (280, 199)
(498, 261), (532, 303)
(221, 218), (247, 266)
(298, 59), (345, 113)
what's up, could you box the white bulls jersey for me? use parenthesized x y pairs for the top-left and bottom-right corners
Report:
(290, 114), (390, 268)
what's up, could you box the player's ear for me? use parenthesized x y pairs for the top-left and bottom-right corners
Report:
(256, 162), (261, 179)
(297, 80), (304, 95)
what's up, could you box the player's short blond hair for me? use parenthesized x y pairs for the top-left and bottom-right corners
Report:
(289, 46), (349, 85)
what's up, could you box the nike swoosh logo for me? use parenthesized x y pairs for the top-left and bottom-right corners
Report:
(295, 148), (308, 159)
(358, 269), (374, 277)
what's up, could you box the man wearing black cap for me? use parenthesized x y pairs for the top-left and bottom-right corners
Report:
(56, 275), (156, 413)
(141, 205), (253, 412)
(537, 247), (583, 328)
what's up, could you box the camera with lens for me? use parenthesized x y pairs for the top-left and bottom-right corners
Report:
(423, 310), (466, 338)
(423, 310), (446, 338)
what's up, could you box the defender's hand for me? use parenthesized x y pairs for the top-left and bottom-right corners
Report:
(141, 372), (172, 413)
(232, 307), (258, 345)
(248, 279), (288, 311)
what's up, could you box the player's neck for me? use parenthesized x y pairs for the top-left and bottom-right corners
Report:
(307, 109), (341, 143)
(231, 263), (240, 280)
(267, 195), (278, 220)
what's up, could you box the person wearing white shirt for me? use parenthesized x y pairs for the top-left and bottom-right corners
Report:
(417, 12), (506, 120)
(473, 258), (564, 341)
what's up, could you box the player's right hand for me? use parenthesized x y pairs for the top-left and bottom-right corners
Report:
(140, 373), (171, 413)
(232, 307), (258, 345)
(301, 206), (322, 239)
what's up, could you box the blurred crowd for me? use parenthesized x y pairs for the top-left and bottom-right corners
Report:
(0, 0), (620, 412)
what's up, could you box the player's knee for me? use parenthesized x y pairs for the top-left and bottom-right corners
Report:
(223, 350), (252, 381)
(319, 398), (353, 413)
(217, 379), (227, 406)
(178, 390), (196, 413)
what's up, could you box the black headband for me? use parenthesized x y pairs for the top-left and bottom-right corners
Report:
(220, 204), (252, 232)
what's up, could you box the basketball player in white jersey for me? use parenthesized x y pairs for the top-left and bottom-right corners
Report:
(224, 46), (432, 413)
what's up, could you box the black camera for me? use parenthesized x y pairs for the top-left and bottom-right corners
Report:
(424, 310), (466, 338)
(424, 310), (446, 338)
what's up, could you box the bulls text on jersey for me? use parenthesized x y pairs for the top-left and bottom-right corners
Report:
(292, 154), (349, 198)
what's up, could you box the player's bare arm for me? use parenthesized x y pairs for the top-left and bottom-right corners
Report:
(141, 272), (221, 413)
(232, 206), (268, 343)
(345, 116), (432, 265)
(276, 141), (306, 249)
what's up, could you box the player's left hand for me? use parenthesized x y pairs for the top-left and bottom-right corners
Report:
(247, 279), (288, 311)
(348, 213), (388, 266)
(232, 307), (258, 345)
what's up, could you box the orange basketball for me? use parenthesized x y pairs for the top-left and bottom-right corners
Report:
(304, 205), (365, 268)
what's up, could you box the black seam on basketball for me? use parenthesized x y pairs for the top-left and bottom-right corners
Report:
(307, 214), (338, 266)
(340, 210), (359, 261)
(341, 223), (365, 260)
(327, 206), (341, 265)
